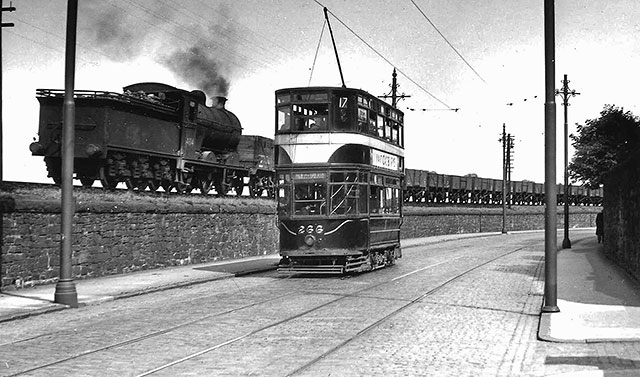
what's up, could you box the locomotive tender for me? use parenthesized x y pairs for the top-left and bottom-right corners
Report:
(29, 82), (274, 196)
(274, 86), (404, 274)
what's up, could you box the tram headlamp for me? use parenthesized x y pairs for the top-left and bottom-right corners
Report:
(304, 234), (316, 247)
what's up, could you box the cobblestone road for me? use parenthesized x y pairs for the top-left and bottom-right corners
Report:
(1, 230), (639, 376)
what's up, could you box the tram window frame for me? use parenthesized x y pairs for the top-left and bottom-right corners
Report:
(369, 173), (402, 215)
(357, 107), (368, 133)
(334, 95), (352, 131)
(277, 93), (290, 105)
(328, 171), (366, 216)
(293, 181), (327, 216)
(276, 173), (292, 217)
(292, 103), (329, 132)
(277, 106), (291, 131)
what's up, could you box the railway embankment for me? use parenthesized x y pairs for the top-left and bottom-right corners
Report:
(0, 184), (601, 290)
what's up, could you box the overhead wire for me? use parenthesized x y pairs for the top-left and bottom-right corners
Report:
(409, 0), (487, 84)
(312, 0), (453, 110)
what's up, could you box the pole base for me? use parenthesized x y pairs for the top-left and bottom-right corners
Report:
(542, 305), (560, 313)
(54, 279), (78, 308)
(562, 238), (572, 249)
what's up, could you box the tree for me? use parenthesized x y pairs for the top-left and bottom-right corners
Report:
(569, 105), (640, 188)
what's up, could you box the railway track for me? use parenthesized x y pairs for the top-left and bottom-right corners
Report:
(0, 180), (274, 201)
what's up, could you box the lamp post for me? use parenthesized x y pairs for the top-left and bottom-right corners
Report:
(555, 74), (579, 249)
(54, 0), (78, 308)
(542, 0), (559, 313)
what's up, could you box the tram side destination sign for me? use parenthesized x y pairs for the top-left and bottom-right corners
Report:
(371, 148), (400, 171)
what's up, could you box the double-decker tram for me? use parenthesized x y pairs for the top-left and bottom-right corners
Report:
(274, 86), (405, 274)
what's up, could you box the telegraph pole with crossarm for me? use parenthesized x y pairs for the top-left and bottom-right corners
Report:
(379, 68), (411, 108)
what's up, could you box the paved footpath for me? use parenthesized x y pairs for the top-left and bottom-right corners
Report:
(0, 229), (639, 376)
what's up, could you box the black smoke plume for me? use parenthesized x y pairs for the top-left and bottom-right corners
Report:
(80, 1), (232, 100)
(163, 46), (230, 98)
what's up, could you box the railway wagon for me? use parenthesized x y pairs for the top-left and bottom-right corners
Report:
(29, 82), (274, 196)
(404, 168), (603, 206)
(275, 86), (404, 274)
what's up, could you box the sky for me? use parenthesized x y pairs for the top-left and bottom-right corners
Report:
(3, 0), (640, 184)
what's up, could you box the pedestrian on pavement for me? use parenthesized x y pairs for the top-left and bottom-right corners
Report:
(596, 211), (604, 243)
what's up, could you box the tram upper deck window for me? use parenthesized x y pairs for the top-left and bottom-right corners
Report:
(334, 95), (352, 130)
(291, 103), (328, 131)
(277, 106), (291, 131)
(277, 93), (290, 105)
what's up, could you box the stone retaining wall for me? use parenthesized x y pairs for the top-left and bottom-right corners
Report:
(0, 191), (277, 290)
(402, 206), (601, 239)
(603, 152), (640, 282)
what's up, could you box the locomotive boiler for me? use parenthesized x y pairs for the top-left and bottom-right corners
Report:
(29, 82), (274, 196)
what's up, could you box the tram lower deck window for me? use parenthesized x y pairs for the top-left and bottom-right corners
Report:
(294, 183), (326, 215)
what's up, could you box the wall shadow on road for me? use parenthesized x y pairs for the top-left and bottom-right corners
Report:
(492, 256), (544, 281)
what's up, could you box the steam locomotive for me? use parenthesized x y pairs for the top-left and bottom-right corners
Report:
(29, 82), (274, 196)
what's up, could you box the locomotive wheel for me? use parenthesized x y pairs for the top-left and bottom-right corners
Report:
(99, 167), (118, 190)
(248, 177), (263, 197)
(214, 179), (228, 196)
(176, 183), (193, 194)
(232, 179), (244, 196)
(161, 181), (173, 193)
(80, 178), (95, 188)
(147, 179), (159, 192)
(198, 179), (213, 195)
(134, 179), (148, 191)
(250, 186), (263, 197)
(124, 178), (136, 191)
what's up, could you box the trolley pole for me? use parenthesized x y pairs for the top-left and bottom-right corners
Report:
(542, 0), (559, 313)
(323, 7), (345, 88)
(555, 74), (579, 249)
(54, 0), (78, 308)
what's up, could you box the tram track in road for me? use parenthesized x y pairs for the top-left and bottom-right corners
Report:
(3, 291), (293, 377)
(3, 242), (531, 376)
(285, 245), (529, 376)
(132, 244), (530, 376)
